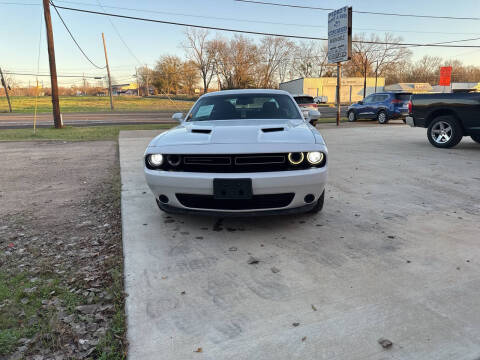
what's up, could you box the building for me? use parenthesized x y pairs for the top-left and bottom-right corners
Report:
(279, 77), (385, 104)
(431, 82), (480, 93)
(384, 83), (432, 93)
(112, 83), (139, 96)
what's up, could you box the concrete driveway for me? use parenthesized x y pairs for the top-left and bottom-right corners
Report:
(119, 126), (480, 360)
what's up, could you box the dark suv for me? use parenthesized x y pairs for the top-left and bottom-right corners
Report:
(347, 92), (411, 124)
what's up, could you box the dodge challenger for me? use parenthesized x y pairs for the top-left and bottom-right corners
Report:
(144, 89), (328, 216)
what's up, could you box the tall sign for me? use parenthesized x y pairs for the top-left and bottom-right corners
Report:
(439, 66), (452, 87)
(328, 6), (352, 126)
(328, 6), (352, 64)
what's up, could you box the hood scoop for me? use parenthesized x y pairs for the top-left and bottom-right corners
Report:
(191, 128), (212, 134)
(261, 127), (285, 133)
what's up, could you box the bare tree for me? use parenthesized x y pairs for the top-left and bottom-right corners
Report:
(346, 33), (411, 96)
(256, 36), (295, 88)
(183, 28), (215, 93)
(290, 41), (329, 79)
(181, 60), (200, 95)
(209, 35), (259, 89)
(153, 55), (183, 94)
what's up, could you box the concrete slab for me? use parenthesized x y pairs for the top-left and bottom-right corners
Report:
(119, 126), (480, 360)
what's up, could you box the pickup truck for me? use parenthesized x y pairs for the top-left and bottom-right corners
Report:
(406, 92), (480, 148)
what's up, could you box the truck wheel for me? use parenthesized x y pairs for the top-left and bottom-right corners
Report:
(309, 191), (325, 213)
(377, 110), (388, 124)
(471, 135), (480, 144)
(427, 116), (463, 148)
(347, 110), (356, 122)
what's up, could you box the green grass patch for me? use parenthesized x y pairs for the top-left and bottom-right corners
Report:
(0, 124), (173, 142)
(0, 272), (87, 356)
(0, 96), (193, 114)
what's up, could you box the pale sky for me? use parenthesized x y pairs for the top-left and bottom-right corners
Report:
(1, 0), (479, 87)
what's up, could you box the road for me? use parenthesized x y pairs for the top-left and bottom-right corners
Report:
(0, 107), (348, 129)
(119, 126), (480, 359)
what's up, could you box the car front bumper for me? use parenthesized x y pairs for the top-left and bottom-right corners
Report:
(145, 167), (328, 214)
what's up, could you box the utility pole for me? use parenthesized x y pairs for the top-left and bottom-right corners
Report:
(83, 73), (86, 95)
(336, 62), (341, 126)
(135, 67), (140, 96)
(0, 67), (12, 112)
(145, 65), (149, 97)
(43, 0), (62, 128)
(102, 32), (114, 111)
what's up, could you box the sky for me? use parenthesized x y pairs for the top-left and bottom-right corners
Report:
(1, 0), (480, 87)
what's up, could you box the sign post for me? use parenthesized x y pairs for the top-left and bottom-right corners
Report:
(328, 6), (352, 126)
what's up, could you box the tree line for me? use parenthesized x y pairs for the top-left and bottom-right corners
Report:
(135, 29), (480, 96)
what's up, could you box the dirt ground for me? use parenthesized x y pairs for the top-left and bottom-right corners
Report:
(0, 141), (124, 359)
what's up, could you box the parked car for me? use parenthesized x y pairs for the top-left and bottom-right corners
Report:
(406, 92), (480, 148)
(347, 92), (411, 124)
(144, 89), (328, 216)
(293, 94), (321, 126)
(314, 96), (328, 104)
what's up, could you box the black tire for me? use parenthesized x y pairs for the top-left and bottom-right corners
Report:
(427, 116), (463, 148)
(471, 135), (480, 144)
(309, 191), (325, 213)
(377, 110), (388, 124)
(347, 110), (357, 122)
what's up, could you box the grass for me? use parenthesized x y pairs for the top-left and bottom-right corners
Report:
(0, 124), (174, 142)
(0, 272), (87, 356)
(0, 96), (194, 114)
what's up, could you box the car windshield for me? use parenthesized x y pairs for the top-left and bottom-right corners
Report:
(294, 96), (314, 104)
(394, 93), (412, 101)
(187, 93), (302, 121)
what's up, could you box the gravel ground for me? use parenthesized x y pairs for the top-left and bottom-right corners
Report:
(0, 141), (125, 359)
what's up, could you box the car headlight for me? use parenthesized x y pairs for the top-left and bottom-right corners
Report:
(307, 151), (324, 165)
(147, 154), (163, 167)
(288, 152), (304, 165)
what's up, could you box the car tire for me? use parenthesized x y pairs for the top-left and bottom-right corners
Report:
(347, 110), (356, 122)
(427, 116), (463, 148)
(309, 191), (325, 213)
(377, 110), (388, 124)
(471, 135), (480, 144)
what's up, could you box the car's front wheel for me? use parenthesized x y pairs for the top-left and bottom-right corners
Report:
(309, 191), (325, 213)
(471, 135), (480, 144)
(427, 116), (463, 148)
(347, 110), (356, 122)
(377, 110), (388, 124)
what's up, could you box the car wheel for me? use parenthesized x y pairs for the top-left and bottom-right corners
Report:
(471, 135), (480, 144)
(427, 116), (463, 148)
(309, 191), (325, 213)
(347, 110), (356, 122)
(377, 110), (388, 124)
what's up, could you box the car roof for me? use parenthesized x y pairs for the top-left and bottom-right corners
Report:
(201, 89), (291, 97)
(292, 94), (314, 98)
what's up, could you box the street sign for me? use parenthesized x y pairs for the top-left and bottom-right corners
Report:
(439, 66), (452, 86)
(328, 6), (352, 64)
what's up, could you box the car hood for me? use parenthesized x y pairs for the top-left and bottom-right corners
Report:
(149, 119), (316, 147)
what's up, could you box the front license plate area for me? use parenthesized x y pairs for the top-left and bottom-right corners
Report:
(213, 179), (252, 199)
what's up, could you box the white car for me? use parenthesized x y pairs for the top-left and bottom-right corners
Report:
(144, 89), (328, 216)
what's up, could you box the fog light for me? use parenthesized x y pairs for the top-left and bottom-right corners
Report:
(159, 195), (169, 203)
(147, 154), (163, 167)
(288, 152), (304, 165)
(304, 194), (315, 203)
(307, 151), (324, 165)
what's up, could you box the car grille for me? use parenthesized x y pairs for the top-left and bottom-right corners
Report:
(152, 153), (317, 173)
(176, 193), (295, 210)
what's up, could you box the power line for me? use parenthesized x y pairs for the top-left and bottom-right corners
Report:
(50, 3), (480, 48)
(5, 71), (103, 78)
(0, 1), (39, 5)
(50, 1), (106, 69)
(95, 0), (142, 65)
(53, 0), (480, 36)
(234, 0), (480, 21)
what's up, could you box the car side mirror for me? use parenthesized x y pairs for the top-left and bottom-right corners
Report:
(358, 101), (363, 105)
(172, 112), (184, 123)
